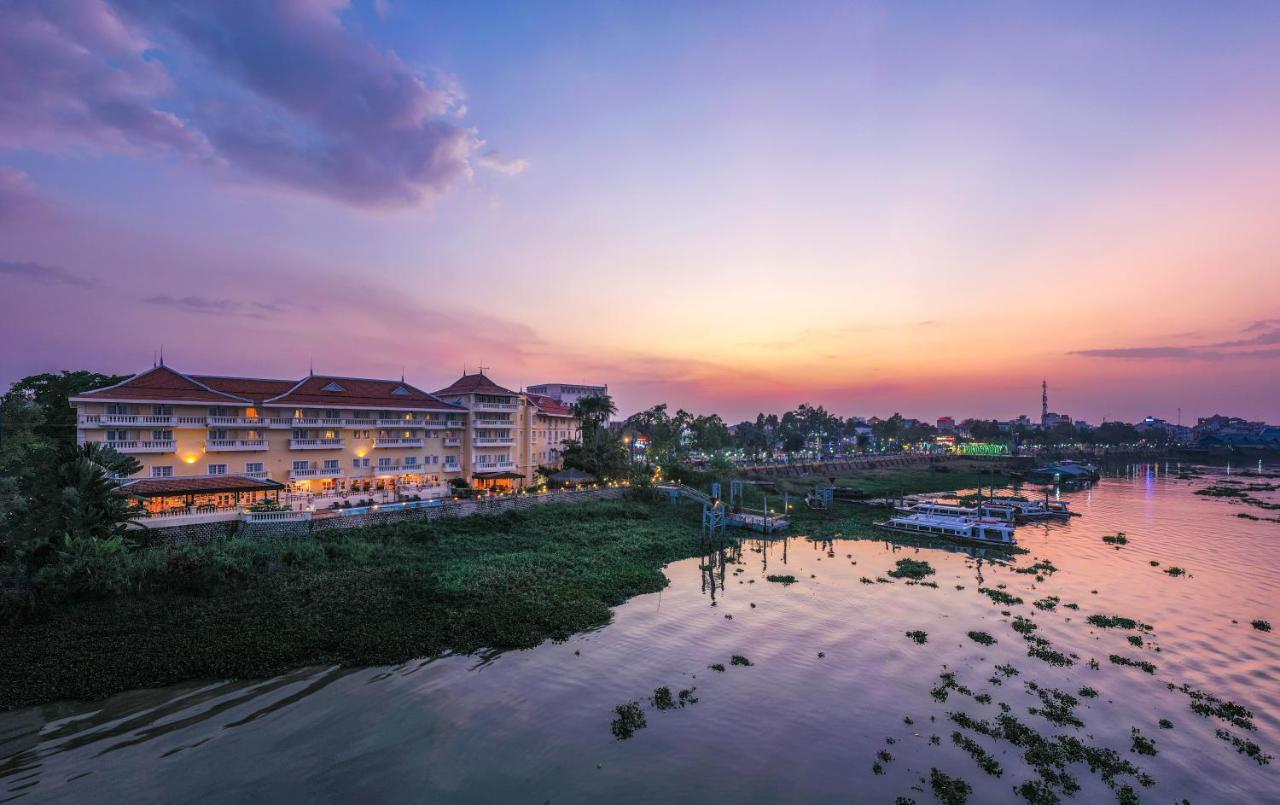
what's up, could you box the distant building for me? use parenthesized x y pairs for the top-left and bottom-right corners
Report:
(1041, 413), (1072, 429)
(526, 382), (609, 406)
(1136, 415), (1192, 444)
(936, 416), (957, 434)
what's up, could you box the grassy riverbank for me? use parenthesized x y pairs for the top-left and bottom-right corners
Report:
(1, 464), (1008, 710)
(1, 499), (710, 710)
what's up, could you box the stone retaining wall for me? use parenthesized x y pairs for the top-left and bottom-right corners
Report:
(142, 487), (628, 546)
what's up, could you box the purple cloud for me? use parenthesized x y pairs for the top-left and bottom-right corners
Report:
(1, 0), (523, 208)
(0, 0), (212, 158)
(143, 294), (290, 318)
(1070, 317), (1280, 361)
(0, 259), (97, 288)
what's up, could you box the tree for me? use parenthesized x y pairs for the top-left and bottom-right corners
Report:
(561, 394), (629, 481)
(10, 441), (143, 569)
(1, 371), (136, 568)
(3, 371), (128, 449)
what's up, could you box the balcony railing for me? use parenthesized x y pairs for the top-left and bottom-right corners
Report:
(473, 436), (515, 446)
(372, 464), (430, 476)
(475, 461), (518, 472)
(473, 419), (514, 428)
(290, 467), (344, 479)
(375, 418), (424, 428)
(207, 416), (265, 426)
(475, 401), (520, 411)
(375, 438), (425, 448)
(289, 438), (345, 449)
(243, 470), (271, 479)
(106, 440), (176, 453)
(81, 414), (178, 426)
(443, 437), (462, 447)
(442, 462), (462, 472)
(207, 439), (269, 451)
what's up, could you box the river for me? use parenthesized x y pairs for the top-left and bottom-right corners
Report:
(2, 463), (1277, 803)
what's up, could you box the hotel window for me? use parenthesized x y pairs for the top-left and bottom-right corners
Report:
(323, 459), (340, 470)
(246, 462), (265, 474)
(151, 466), (174, 478)
(378, 457), (393, 469)
(405, 457), (418, 467)
(352, 458), (361, 468)
(152, 405), (173, 416)
(153, 430), (173, 441)
(209, 406), (229, 417)
(325, 409), (340, 419)
(106, 403), (130, 415)
(208, 464), (228, 476)
(293, 460), (310, 471)
(209, 429), (228, 441)
(107, 430), (128, 442)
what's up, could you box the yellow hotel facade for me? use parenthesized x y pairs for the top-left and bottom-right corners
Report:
(71, 365), (583, 501)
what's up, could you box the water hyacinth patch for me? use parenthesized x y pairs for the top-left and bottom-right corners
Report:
(906, 630), (929, 644)
(968, 631), (997, 646)
(611, 701), (647, 739)
(887, 558), (936, 580)
(929, 768), (972, 805)
(1130, 728), (1157, 756)
(1109, 655), (1157, 674)
(652, 686), (677, 710)
(978, 587), (1023, 606)
(1250, 619), (1271, 632)
(766, 574), (797, 584)
(1215, 729), (1273, 766)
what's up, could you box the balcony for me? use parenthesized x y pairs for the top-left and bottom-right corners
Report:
(243, 470), (271, 479)
(290, 467), (344, 480)
(375, 438), (425, 448)
(473, 437), (515, 446)
(475, 461), (518, 472)
(289, 438), (345, 450)
(473, 419), (514, 428)
(375, 418), (425, 428)
(443, 437), (462, 447)
(106, 440), (176, 453)
(207, 439), (269, 451)
(81, 414), (178, 427)
(475, 401), (520, 411)
(442, 462), (462, 473)
(207, 416), (265, 427)
(372, 464), (430, 477)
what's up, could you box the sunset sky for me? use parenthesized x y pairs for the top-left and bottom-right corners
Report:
(3, 1), (1279, 423)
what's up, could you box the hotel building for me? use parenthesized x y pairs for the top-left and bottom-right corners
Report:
(71, 365), (588, 508)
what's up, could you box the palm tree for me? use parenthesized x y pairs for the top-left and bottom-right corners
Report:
(16, 441), (143, 567)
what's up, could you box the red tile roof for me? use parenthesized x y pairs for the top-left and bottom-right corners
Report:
(434, 372), (519, 397)
(524, 392), (575, 417)
(194, 375), (297, 401)
(266, 375), (463, 411)
(71, 366), (253, 404)
(118, 474), (285, 496)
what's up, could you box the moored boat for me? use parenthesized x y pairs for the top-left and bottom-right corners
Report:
(874, 513), (1017, 545)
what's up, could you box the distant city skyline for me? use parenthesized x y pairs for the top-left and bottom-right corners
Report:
(2, 1), (1278, 424)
